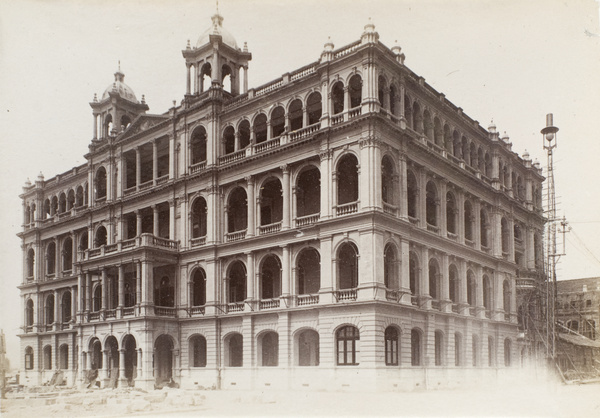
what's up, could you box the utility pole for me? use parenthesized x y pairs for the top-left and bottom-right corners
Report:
(541, 114), (567, 364)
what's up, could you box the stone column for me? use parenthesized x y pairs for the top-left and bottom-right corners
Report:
(85, 272), (92, 314)
(136, 262), (142, 311)
(101, 268), (107, 311)
(441, 253), (450, 310)
(135, 147), (141, 190)
(319, 149), (332, 220)
(246, 176), (255, 237)
(152, 205), (159, 237)
(399, 154), (408, 220)
(169, 134), (175, 180)
(71, 285), (77, 322)
(319, 236), (334, 304)
(281, 165), (291, 230)
(419, 170), (427, 228)
(421, 247), (430, 305)
(119, 349), (127, 386)
(169, 199), (176, 240)
(53, 289), (59, 330)
(281, 245), (290, 297)
(474, 199), (481, 250)
(439, 181), (448, 236)
(186, 63), (191, 95)
(118, 264), (125, 312)
(399, 238), (411, 303)
(152, 139), (158, 183)
(246, 252), (255, 301)
(457, 191), (465, 244)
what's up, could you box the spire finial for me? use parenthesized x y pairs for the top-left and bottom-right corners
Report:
(118, 60), (121, 72)
(216, 0), (219, 14)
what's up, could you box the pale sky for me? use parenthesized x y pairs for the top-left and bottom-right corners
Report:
(1, 0), (599, 368)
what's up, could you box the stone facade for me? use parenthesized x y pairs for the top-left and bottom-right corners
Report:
(18, 14), (545, 390)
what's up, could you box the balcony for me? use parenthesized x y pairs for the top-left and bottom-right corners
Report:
(191, 236), (207, 247)
(226, 302), (245, 313)
(255, 136), (281, 154)
(155, 307), (177, 317)
(259, 222), (282, 235)
(105, 309), (117, 319)
(189, 161), (207, 175)
(297, 294), (319, 306)
(295, 213), (319, 227)
(225, 230), (246, 242)
(385, 289), (402, 302)
(431, 300), (441, 311)
(336, 201), (358, 216)
(123, 307), (135, 317)
(259, 298), (280, 310)
(189, 306), (205, 316)
(219, 149), (246, 165)
(81, 234), (179, 260)
(427, 223), (440, 233)
(335, 288), (357, 301)
(289, 122), (320, 142)
(383, 202), (398, 216)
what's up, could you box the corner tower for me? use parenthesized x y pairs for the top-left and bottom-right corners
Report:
(89, 66), (149, 140)
(182, 12), (251, 96)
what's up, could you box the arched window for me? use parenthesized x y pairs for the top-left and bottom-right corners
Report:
(104, 114), (113, 137)
(389, 85), (397, 115)
(254, 113), (268, 143)
(94, 226), (107, 247)
(501, 217), (509, 254)
(93, 285), (102, 312)
(377, 75), (386, 107)
(120, 115), (132, 130)
(190, 335), (207, 367)
(337, 154), (359, 206)
(429, 259), (440, 301)
(58, 193), (67, 213)
(260, 255), (281, 299)
(45, 294), (54, 325)
(91, 339), (102, 370)
(25, 346), (34, 370)
(411, 329), (421, 366)
(228, 261), (247, 303)
(409, 251), (419, 297)
(260, 332), (279, 367)
(384, 244), (397, 289)
(62, 237), (73, 272)
(191, 197), (207, 239)
(472, 335), (479, 366)
(385, 326), (399, 366)
(271, 106), (285, 138)
(381, 156), (395, 206)
(67, 189), (75, 211)
(446, 192), (457, 234)
(435, 331), (444, 366)
(455, 333), (462, 366)
(288, 99), (303, 131)
(221, 64), (232, 91)
(414, 102), (424, 134)
(423, 110), (433, 141)
(504, 339), (511, 367)
(46, 242), (56, 275)
(191, 127), (207, 165)
(238, 120), (251, 149)
(59, 344), (69, 369)
(503, 280), (511, 313)
(44, 345), (52, 370)
(470, 143), (477, 168)
(297, 329), (320, 366)
(449, 265), (459, 303)
(227, 187), (248, 233)
(331, 81), (344, 115)
(307, 92), (322, 125)
(227, 333), (243, 367)
(297, 248), (320, 295)
(407, 171), (418, 219)
(467, 271), (476, 306)
(480, 209), (489, 248)
(62, 291), (71, 323)
(26, 249), (35, 278)
(26, 298), (34, 327)
(443, 124), (452, 153)
(483, 275), (492, 312)
(336, 326), (359, 365)
(223, 126), (235, 155)
(296, 166), (320, 218)
(200, 63), (211, 92)
(76, 186), (84, 207)
(464, 200), (474, 241)
(156, 276), (174, 307)
(404, 95), (413, 129)
(192, 269), (206, 307)
(453, 131), (461, 158)
(79, 231), (88, 251)
(488, 336), (495, 366)
(462, 137), (469, 165)
(338, 242), (358, 290)
(349, 74), (362, 108)
(95, 167), (107, 200)
(259, 178), (283, 226)
(426, 181), (438, 226)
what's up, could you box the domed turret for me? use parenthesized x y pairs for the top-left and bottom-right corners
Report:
(197, 13), (238, 50)
(101, 68), (138, 103)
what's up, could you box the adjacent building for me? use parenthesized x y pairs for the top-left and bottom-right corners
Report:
(18, 14), (546, 391)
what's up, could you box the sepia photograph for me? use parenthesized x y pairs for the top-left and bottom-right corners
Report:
(1, 0), (599, 416)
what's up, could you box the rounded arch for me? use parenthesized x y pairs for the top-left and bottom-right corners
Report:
(384, 325), (400, 366)
(191, 267), (207, 306)
(94, 225), (107, 247)
(94, 166), (107, 200)
(409, 250), (420, 296)
(294, 327), (320, 366)
(190, 195), (208, 239)
(224, 332), (243, 367)
(25, 298), (34, 327)
(26, 248), (35, 278)
(257, 330), (279, 367)
(259, 253), (282, 299)
(259, 177), (283, 226)
(190, 125), (207, 165)
(288, 98), (303, 131)
(428, 257), (441, 300)
(306, 91), (322, 124)
(381, 154), (396, 206)
(336, 153), (359, 205)
(61, 290), (72, 323)
(407, 169), (418, 218)
(425, 180), (438, 226)
(189, 333), (207, 367)
(336, 240), (359, 290)
(227, 186), (248, 233)
(237, 119), (251, 149)
(154, 334), (176, 384)
(252, 112), (268, 143)
(348, 73), (362, 108)
(449, 263), (459, 303)
(434, 329), (445, 366)
(227, 260), (247, 303)
(295, 164), (320, 218)
(384, 242), (398, 289)
(223, 125), (236, 155)
(446, 190), (458, 234)
(336, 324), (360, 366)
(296, 246), (321, 295)
(410, 327), (423, 366)
(270, 105), (286, 138)
(331, 80), (345, 115)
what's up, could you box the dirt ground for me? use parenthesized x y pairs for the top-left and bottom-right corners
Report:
(1, 380), (599, 417)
